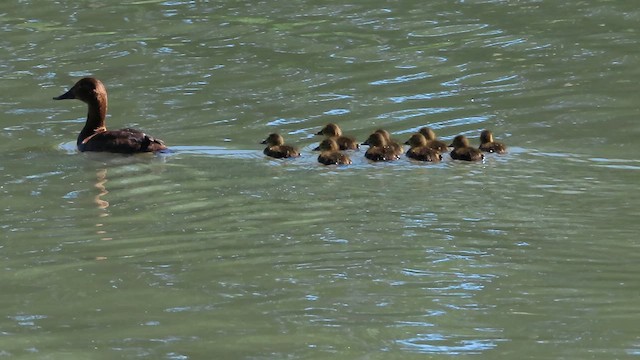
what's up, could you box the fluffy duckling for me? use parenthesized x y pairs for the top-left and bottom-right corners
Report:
(316, 123), (359, 150)
(405, 133), (442, 162)
(363, 132), (400, 162)
(417, 127), (449, 153)
(53, 77), (167, 153)
(363, 129), (403, 158)
(449, 135), (484, 161)
(315, 138), (352, 165)
(478, 129), (507, 154)
(261, 133), (300, 158)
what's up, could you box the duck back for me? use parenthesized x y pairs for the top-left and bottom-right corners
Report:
(78, 128), (167, 153)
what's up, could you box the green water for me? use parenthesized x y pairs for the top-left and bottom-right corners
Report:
(2, 1), (640, 359)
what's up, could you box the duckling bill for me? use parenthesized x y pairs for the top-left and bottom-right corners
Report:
(53, 77), (167, 153)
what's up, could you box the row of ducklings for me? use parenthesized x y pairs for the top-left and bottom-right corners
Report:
(261, 123), (507, 165)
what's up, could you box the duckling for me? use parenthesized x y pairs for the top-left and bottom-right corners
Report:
(449, 135), (484, 161)
(405, 133), (442, 162)
(417, 127), (449, 153)
(53, 77), (167, 153)
(316, 123), (359, 150)
(363, 129), (403, 158)
(315, 138), (351, 165)
(261, 133), (300, 158)
(478, 129), (507, 154)
(363, 132), (400, 162)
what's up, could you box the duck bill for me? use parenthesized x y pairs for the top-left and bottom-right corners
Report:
(53, 89), (75, 100)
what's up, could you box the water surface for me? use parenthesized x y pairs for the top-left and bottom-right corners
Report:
(1, 0), (639, 359)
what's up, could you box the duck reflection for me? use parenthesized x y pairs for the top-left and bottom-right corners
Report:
(93, 168), (112, 242)
(94, 168), (109, 211)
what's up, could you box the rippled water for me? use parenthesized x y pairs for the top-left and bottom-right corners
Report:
(2, 1), (640, 359)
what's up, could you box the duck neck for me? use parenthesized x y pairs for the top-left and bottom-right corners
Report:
(78, 94), (107, 145)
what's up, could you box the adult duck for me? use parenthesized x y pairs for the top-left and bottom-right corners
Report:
(449, 135), (484, 161)
(405, 133), (442, 162)
(316, 123), (359, 150)
(53, 77), (167, 153)
(315, 138), (351, 165)
(478, 129), (507, 154)
(261, 133), (300, 158)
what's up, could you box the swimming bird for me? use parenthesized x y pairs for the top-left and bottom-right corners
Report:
(53, 77), (167, 153)
(315, 138), (351, 165)
(416, 127), (449, 153)
(478, 129), (507, 154)
(261, 133), (300, 158)
(449, 135), (484, 161)
(316, 123), (359, 150)
(364, 129), (403, 158)
(363, 132), (400, 162)
(405, 133), (442, 162)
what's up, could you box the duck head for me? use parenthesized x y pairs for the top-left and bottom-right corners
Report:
(53, 77), (107, 106)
